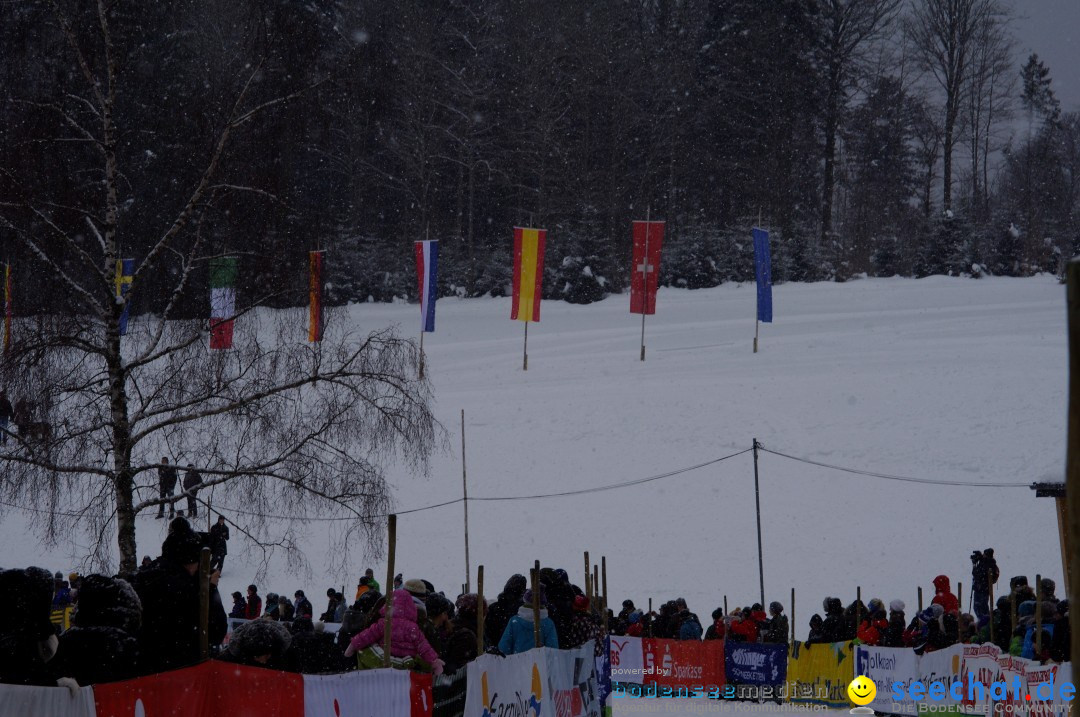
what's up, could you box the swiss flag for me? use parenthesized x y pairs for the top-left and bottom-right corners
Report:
(630, 221), (664, 315)
(93, 661), (304, 717)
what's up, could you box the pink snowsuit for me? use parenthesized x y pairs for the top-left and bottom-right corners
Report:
(347, 589), (440, 665)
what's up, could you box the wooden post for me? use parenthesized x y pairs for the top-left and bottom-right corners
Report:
(1056, 496), (1071, 591)
(988, 577), (996, 645)
(477, 564), (485, 654)
(790, 588), (796, 644)
(957, 582), (963, 614)
(198, 547), (211, 660)
(531, 561), (542, 647)
(752, 438), (765, 607)
(584, 552), (591, 604)
(523, 322), (529, 371)
(419, 331), (425, 380)
(754, 320), (759, 354)
(1066, 259), (1080, 675)
(461, 409), (471, 592)
(856, 586), (862, 636)
(602, 556), (608, 615)
(1010, 593), (1016, 638)
(918, 586), (923, 612)
(593, 565), (600, 610)
(1036, 574), (1043, 658)
(648, 598), (653, 638)
(384, 514), (397, 667)
(724, 595), (728, 616)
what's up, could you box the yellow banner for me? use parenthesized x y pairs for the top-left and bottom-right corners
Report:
(786, 640), (854, 708)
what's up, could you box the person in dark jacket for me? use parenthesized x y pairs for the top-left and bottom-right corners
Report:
(0, 567), (59, 686)
(1050, 600), (1070, 663)
(264, 592), (280, 620)
(278, 594), (295, 622)
(293, 590), (313, 620)
(229, 592), (248, 618)
(820, 598), (846, 642)
(156, 457), (178, 519)
(284, 618), (336, 674)
(320, 588), (343, 623)
(704, 608), (725, 640)
(52, 574), (142, 685)
(220, 618), (292, 669)
(442, 594), (479, 673)
(208, 516), (229, 572)
(245, 585), (262, 620)
(133, 529), (227, 674)
(763, 602), (789, 644)
(485, 574), (527, 649)
(181, 465), (203, 517)
(881, 601), (907, 647)
(970, 549), (999, 628)
(988, 596), (1012, 652)
(0, 391), (13, 444)
(805, 614), (825, 644)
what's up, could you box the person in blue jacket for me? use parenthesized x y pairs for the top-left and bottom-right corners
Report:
(498, 588), (559, 654)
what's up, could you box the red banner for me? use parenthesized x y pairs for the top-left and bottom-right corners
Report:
(641, 638), (725, 690)
(93, 661), (305, 717)
(630, 221), (664, 315)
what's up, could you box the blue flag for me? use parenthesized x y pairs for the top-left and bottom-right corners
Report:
(752, 228), (772, 323)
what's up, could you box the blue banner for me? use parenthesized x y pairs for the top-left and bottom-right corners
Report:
(724, 642), (787, 686)
(596, 637), (611, 712)
(752, 228), (772, 323)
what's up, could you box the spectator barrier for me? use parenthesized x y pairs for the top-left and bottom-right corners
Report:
(464, 642), (600, 717)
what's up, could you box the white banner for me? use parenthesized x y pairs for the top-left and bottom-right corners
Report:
(303, 669), (414, 717)
(0, 683), (97, 717)
(608, 636), (644, 684)
(465, 643), (599, 717)
(856, 645), (920, 714)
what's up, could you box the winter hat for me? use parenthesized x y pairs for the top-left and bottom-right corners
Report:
(455, 594), (479, 621)
(162, 530), (203, 566)
(929, 604), (944, 618)
(503, 574), (527, 596)
(769, 601), (783, 614)
(573, 595), (590, 612)
(1018, 600), (1036, 618)
(554, 569), (569, 583)
(889, 599), (905, 613)
(72, 575), (142, 633)
(622, 600), (634, 609)
(54, 571), (63, 580)
(867, 599), (884, 614)
(711, 608), (724, 620)
(522, 587), (547, 607)
(233, 591), (244, 600)
(404, 579), (428, 596)
(426, 594), (452, 618)
(228, 619), (291, 659)
(1041, 578), (1056, 594)
(918, 608), (935, 622)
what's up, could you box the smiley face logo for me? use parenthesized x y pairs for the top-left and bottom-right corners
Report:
(848, 675), (877, 706)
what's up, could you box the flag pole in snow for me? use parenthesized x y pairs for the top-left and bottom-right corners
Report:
(531, 561), (542, 646)
(462, 409), (471, 593)
(477, 565), (485, 653)
(790, 588), (796, 644)
(584, 551), (591, 606)
(523, 322), (528, 371)
(753, 438), (765, 607)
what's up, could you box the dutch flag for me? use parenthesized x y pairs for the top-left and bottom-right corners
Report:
(414, 240), (438, 333)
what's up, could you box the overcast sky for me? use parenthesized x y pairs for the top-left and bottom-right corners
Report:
(1008, 0), (1079, 114)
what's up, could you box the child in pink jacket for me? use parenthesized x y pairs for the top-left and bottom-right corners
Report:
(344, 589), (444, 674)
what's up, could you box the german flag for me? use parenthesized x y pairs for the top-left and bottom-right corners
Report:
(511, 227), (546, 323)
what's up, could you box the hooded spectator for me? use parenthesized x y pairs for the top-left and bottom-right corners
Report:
(220, 619), (292, 669)
(245, 585), (262, 620)
(1010, 576), (1036, 604)
(881, 603), (908, 647)
(485, 574), (527, 649)
(229, 592), (247, 618)
(278, 594), (295, 622)
(133, 529), (226, 674)
(364, 568), (381, 593)
(805, 614), (825, 644)
(820, 598), (846, 642)
(345, 589), (443, 674)
(1040, 578), (1059, 607)
(932, 575), (960, 616)
(763, 602), (789, 644)
(442, 594), (479, 673)
(52, 575), (142, 685)
(498, 588), (559, 654)
(677, 604), (704, 641)
(563, 594), (603, 649)
(320, 588), (342, 623)
(0, 567), (59, 685)
(264, 593), (280, 620)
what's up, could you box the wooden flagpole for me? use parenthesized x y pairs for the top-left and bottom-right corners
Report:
(531, 561), (542, 646)
(601, 556), (608, 615)
(584, 552), (591, 604)
(790, 587), (796, 644)
(754, 208), (762, 354)
(419, 331), (425, 379)
(523, 322), (528, 371)
(384, 514), (397, 667)
(640, 206), (650, 361)
(477, 565), (485, 653)
(461, 409), (471, 592)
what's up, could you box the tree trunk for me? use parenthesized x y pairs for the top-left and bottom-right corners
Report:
(942, 103), (957, 213)
(821, 67), (841, 250)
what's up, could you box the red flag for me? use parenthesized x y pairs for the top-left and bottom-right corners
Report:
(630, 221), (664, 315)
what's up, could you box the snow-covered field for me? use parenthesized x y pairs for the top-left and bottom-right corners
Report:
(3, 276), (1068, 638)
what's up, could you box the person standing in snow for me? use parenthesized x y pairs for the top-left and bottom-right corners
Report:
(970, 549), (999, 628)
(156, 457), (178, 519)
(245, 585), (262, 620)
(208, 515), (229, 572)
(293, 590), (313, 620)
(181, 465), (203, 517)
(763, 602), (789, 643)
(485, 574), (527, 649)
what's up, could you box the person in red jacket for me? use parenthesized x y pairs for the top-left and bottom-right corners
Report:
(626, 611), (644, 637)
(857, 609), (889, 645)
(730, 607), (761, 642)
(932, 575), (960, 616)
(704, 608), (726, 640)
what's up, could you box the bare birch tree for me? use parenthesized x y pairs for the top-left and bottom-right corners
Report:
(0, 1), (437, 575)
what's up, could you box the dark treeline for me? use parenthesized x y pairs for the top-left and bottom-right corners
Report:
(2, 0), (1078, 316)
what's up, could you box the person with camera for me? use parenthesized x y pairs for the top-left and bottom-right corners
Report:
(971, 548), (999, 628)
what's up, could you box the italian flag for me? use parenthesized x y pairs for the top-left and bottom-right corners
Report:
(209, 256), (237, 350)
